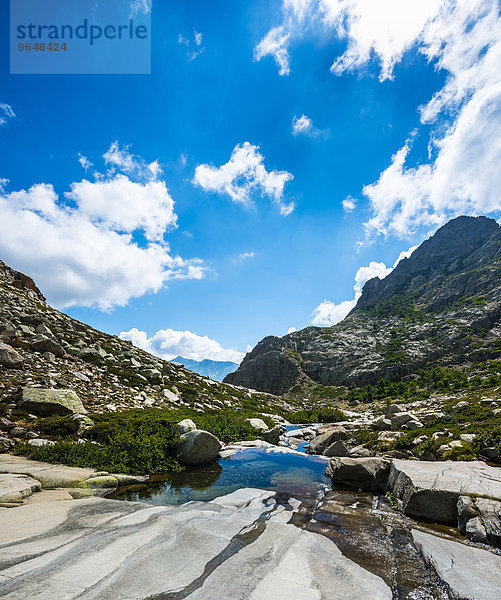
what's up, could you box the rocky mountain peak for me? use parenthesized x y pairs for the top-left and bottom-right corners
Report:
(353, 216), (500, 314)
(225, 215), (501, 395)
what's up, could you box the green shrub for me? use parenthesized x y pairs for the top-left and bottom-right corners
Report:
(37, 416), (79, 438)
(442, 442), (476, 461)
(286, 407), (346, 424)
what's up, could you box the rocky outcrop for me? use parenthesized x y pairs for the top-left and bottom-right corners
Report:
(18, 388), (87, 416)
(226, 216), (501, 394)
(176, 429), (222, 465)
(326, 457), (501, 546)
(0, 489), (394, 600)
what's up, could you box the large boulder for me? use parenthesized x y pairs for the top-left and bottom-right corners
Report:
(246, 418), (269, 432)
(324, 441), (350, 457)
(308, 426), (348, 455)
(325, 457), (391, 492)
(176, 419), (197, 435)
(262, 425), (284, 445)
(387, 459), (501, 524)
(30, 337), (65, 358)
(458, 496), (501, 547)
(0, 342), (23, 367)
(176, 429), (222, 465)
(19, 388), (87, 416)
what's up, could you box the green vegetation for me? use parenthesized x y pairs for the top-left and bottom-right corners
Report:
(16, 408), (275, 474)
(37, 415), (79, 438)
(365, 294), (427, 322)
(287, 407), (346, 424)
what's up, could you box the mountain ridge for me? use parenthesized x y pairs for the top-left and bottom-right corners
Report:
(225, 216), (501, 395)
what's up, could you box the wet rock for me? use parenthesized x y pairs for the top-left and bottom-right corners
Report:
(0, 342), (23, 367)
(19, 388), (87, 416)
(176, 429), (222, 465)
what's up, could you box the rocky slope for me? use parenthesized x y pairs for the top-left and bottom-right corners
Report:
(225, 216), (501, 395)
(0, 258), (281, 417)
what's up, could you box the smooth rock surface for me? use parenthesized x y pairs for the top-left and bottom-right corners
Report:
(0, 489), (393, 600)
(0, 473), (41, 503)
(412, 529), (501, 600)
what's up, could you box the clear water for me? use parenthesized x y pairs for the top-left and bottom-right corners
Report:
(113, 448), (331, 506)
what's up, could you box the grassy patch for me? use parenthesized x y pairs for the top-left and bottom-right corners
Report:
(286, 407), (346, 424)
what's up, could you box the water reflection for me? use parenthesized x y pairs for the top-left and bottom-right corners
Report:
(114, 448), (330, 506)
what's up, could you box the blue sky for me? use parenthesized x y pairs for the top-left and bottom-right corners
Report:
(1, 0), (500, 363)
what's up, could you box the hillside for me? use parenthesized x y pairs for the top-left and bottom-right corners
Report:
(225, 216), (501, 398)
(0, 259), (280, 416)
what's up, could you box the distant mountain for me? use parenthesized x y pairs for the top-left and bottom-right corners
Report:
(171, 356), (239, 381)
(225, 216), (501, 394)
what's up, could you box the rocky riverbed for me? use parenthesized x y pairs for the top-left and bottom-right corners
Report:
(1, 451), (500, 600)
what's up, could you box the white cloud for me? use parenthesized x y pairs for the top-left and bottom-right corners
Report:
(292, 114), (313, 135)
(178, 30), (205, 60)
(286, 326), (297, 334)
(129, 0), (151, 17)
(0, 103), (15, 127)
(193, 142), (295, 215)
(66, 175), (177, 242)
(393, 244), (418, 268)
(234, 251), (256, 263)
(77, 154), (93, 172)
(258, 2), (501, 237)
(103, 141), (162, 181)
(342, 196), (356, 212)
(119, 327), (244, 363)
(310, 259), (393, 326)
(0, 144), (204, 310)
(254, 26), (291, 75)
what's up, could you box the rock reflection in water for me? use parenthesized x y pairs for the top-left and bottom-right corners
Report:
(115, 448), (330, 506)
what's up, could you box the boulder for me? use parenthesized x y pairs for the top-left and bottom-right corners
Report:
(308, 427), (348, 455)
(31, 337), (65, 358)
(372, 416), (392, 431)
(383, 404), (404, 416)
(403, 419), (423, 430)
(0, 437), (13, 452)
(324, 440), (350, 457)
(176, 418), (197, 435)
(325, 457), (391, 492)
(0, 342), (23, 367)
(19, 388), (87, 416)
(262, 425), (284, 445)
(390, 412), (414, 429)
(246, 418), (269, 432)
(387, 459), (501, 524)
(0, 473), (41, 503)
(176, 429), (222, 465)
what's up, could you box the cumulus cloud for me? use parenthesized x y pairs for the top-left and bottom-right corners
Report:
(0, 145), (204, 310)
(292, 114), (313, 135)
(119, 327), (244, 363)
(310, 259), (396, 326)
(193, 142), (295, 215)
(65, 175), (177, 242)
(257, 1), (501, 237)
(0, 103), (15, 127)
(342, 196), (356, 212)
(286, 326), (297, 334)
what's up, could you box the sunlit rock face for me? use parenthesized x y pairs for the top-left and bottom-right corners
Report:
(226, 216), (501, 394)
